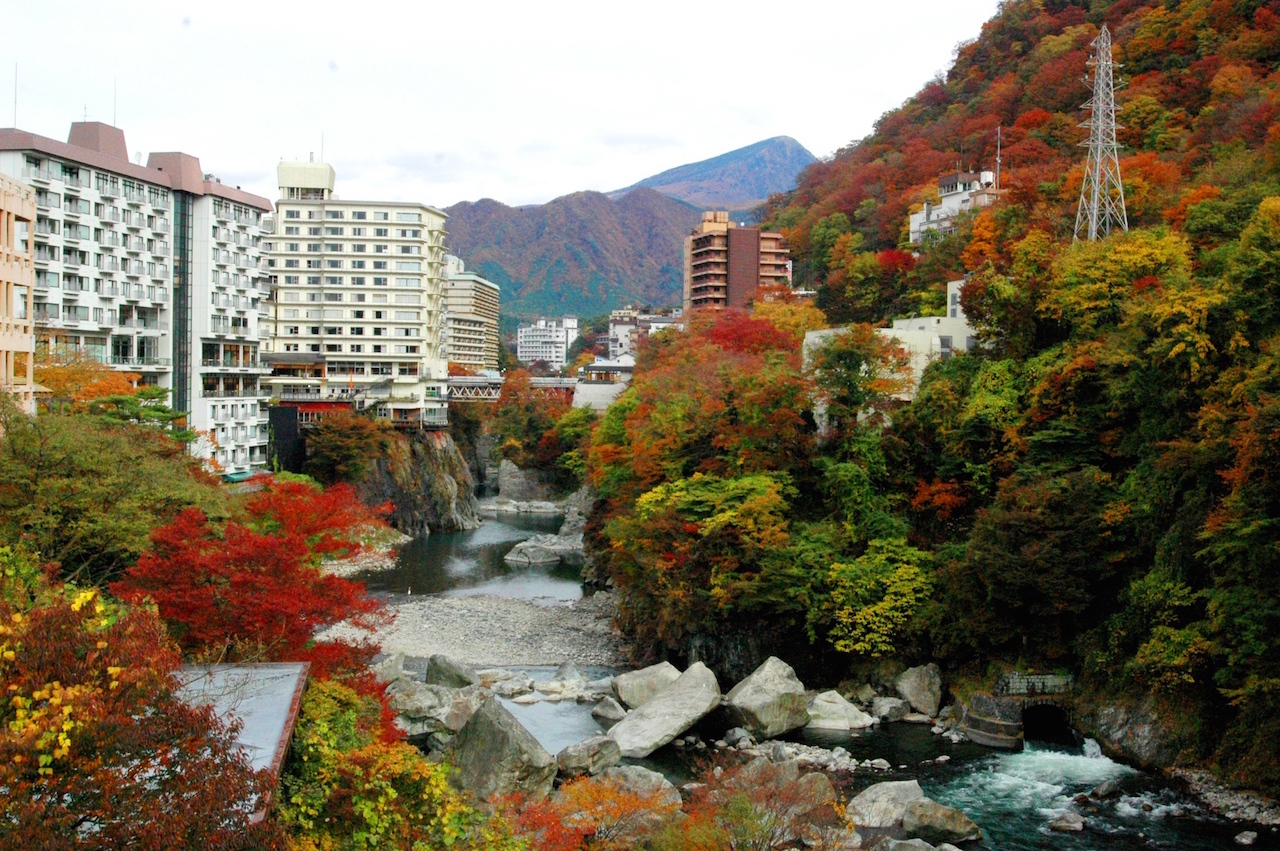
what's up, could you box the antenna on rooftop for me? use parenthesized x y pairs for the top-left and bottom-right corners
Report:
(12, 63), (16, 127)
(113, 78), (117, 126)
(1074, 24), (1128, 242)
(995, 126), (1002, 191)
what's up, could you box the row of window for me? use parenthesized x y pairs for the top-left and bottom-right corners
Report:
(279, 325), (421, 338)
(277, 292), (420, 305)
(279, 342), (421, 355)
(278, 308), (419, 320)
(273, 243), (423, 256)
(281, 209), (423, 222)
(279, 226), (421, 238)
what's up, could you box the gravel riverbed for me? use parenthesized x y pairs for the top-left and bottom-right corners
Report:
(320, 591), (625, 669)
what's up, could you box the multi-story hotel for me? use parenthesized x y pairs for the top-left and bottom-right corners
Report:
(442, 254), (500, 372)
(1, 174), (35, 415)
(516, 317), (578, 369)
(260, 162), (449, 428)
(0, 123), (272, 476)
(682, 211), (790, 313)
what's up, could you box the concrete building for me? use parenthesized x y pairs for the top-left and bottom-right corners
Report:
(516, 316), (578, 368)
(908, 171), (1000, 244)
(0, 124), (272, 476)
(683, 211), (790, 313)
(260, 162), (449, 428)
(804, 280), (977, 406)
(441, 254), (500, 372)
(0, 174), (35, 414)
(606, 305), (680, 359)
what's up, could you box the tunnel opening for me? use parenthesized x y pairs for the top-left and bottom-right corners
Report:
(1022, 703), (1077, 746)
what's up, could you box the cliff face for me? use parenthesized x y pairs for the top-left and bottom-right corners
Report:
(358, 431), (481, 538)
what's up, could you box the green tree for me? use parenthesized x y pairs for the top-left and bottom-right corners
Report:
(820, 537), (932, 657)
(303, 410), (393, 485)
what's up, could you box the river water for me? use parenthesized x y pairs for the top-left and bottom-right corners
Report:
(374, 518), (1271, 849)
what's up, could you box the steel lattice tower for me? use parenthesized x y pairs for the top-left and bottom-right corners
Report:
(1074, 24), (1128, 242)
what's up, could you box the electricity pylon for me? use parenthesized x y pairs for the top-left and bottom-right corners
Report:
(1074, 24), (1128, 242)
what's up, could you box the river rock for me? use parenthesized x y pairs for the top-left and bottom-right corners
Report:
(902, 799), (982, 844)
(424, 654), (479, 688)
(598, 765), (682, 808)
(724, 656), (810, 739)
(613, 661), (681, 709)
(386, 680), (490, 736)
(449, 697), (556, 801)
(808, 690), (877, 731)
(872, 696), (910, 723)
(607, 662), (720, 758)
(873, 840), (935, 850)
(556, 735), (622, 778)
(894, 664), (943, 717)
(479, 669), (536, 697)
(1236, 831), (1258, 846)
(592, 696), (628, 722)
(370, 652), (405, 684)
(847, 779), (925, 828)
(1090, 778), (1122, 799)
(498, 459), (552, 501)
(1048, 811), (1085, 832)
(552, 661), (583, 682)
(504, 540), (562, 566)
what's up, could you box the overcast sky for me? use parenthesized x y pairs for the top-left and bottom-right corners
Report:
(9, 1), (1000, 208)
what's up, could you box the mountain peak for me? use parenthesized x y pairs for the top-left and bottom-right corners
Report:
(611, 136), (817, 211)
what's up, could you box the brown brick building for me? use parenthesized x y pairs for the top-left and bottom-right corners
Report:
(683, 211), (790, 313)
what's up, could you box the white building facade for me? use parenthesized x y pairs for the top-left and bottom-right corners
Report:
(0, 123), (272, 476)
(909, 171), (1000, 244)
(261, 162), (449, 428)
(517, 316), (578, 368)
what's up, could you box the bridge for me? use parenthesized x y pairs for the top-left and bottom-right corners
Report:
(959, 672), (1075, 750)
(445, 375), (577, 402)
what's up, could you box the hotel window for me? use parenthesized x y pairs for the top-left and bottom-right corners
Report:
(352, 244), (366, 252)
(284, 259), (300, 268)
(351, 227), (365, 236)
(353, 293), (366, 302)
(285, 243), (299, 251)
(396, 213), (420, 222)
(352, 260), (366, 269)
(326, 344), (341, 352)
(352, 211), (367, 220)
(373, 261), (387, 270)
(396, 229), (420, 238)
(373, 277), (387, 286)
(307, 276), (321, 285)
(308, 227), (322, 236)
(324, 293), (343, 302)
(307, 243), (321, 252)
(374, 228), (388, 237)
(325, 227), (344, 235)
(324, 327), (342, 335)
(325, 243), (341, 252)
(326, 276), (342, 285)
(325, 211), (344, 219)
(284, 275), (300, 284)
(351, 327), (365, 336)
(374, 245), (388, 254)
(285, 210), (300, 219)
(352, 310), (365, 319)
(374, 212), (389, 221)
(350, 344), (364, 353)
(284, 226), (299, 235)
(283, 292), (300, 302)
(326, 260), (342, 269)
(351, 276), (366, 285)
(286, 326), (300, 335)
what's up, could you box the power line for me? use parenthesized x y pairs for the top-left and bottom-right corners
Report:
(1074, 24), (1128, 242)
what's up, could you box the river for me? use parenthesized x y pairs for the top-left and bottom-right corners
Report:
(361, 518), (1271, 849)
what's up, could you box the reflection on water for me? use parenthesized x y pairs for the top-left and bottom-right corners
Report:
(357, 516), (584, 604)
(498, 666), (619, 756)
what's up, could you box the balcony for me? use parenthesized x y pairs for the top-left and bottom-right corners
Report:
(99, 207), (122, 223)
(123, 188), (147, 205)
(22, 166), (55, 183)
(153, 220), (170, 234)
(150, 196), (171, 212)
(109, 356), (171, 368)
(97, 182), (120, 198)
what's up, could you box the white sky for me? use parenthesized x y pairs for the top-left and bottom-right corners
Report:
(8, 1), (1001, 208)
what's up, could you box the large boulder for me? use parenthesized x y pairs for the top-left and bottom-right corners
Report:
(370, 652), (405, 684)
(724, 656), (810, 740)
(873, 840), (935, 851)
(808, 690), (877, 731)
(386, 681), (490, 737)
(902, 799), (982, 844)
(1048, 811), (1085, 832)
(607, 662), (720, 758)
(498, 459), (552, 501)
(894, 664), (943, 717)
(613, 661), (681, 709)
(592, 696), (628, 723)
(449, 698), (556, 801)
(872, 696), (909, 723)
(477, 668), (535, 698)
(847, 779), (925, 829)
(424, 654), (480, 688)
(556, 735), (622, 778)
(503, 540), (562, 566)
(598, 765), (682, 808)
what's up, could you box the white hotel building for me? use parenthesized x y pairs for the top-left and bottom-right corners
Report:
(0, 123), (272, 477)
(260, 162), (449, 428)
(517, 316), (579, 369)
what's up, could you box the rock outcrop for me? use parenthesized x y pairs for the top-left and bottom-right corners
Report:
(449, 698), (556, 801)
(1077, 698), (1176, 769)
(386, 680), (490, 739)
(724, 656), (810, 739)
(498, 459), (552, 501)
(872, 696), (910, 723)
(613, 661), (681, 709)
(607, 662), (721, 758)
(894, 664), (943, 717)
(357, 431), (481, 536)
(598, 765), (682, 808)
